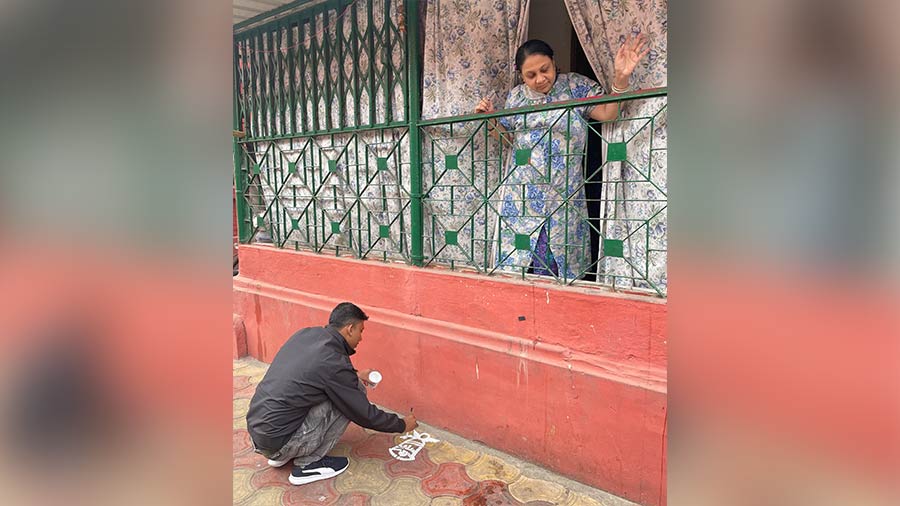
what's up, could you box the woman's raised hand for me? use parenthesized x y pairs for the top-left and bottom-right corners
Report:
(474, 97), (495, 114)
(614, 33), (650, 80)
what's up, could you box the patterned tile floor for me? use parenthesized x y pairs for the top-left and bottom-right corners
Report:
(234, 358), (636, 506)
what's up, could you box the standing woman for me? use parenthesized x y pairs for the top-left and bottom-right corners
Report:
(476, 36), (648, 279)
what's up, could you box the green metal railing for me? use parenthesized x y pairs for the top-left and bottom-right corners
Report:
(234, 0), (415, 263)
(234, 0), (407, 138)
(419, 89), (667, 295)
(234, 0), (667, 296)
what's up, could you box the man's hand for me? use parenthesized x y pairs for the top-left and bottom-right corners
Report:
(403, 413), (418, 433)
(357, 369), (373, 386)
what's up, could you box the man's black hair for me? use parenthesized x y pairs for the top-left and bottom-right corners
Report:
(328, 302), (369, 328)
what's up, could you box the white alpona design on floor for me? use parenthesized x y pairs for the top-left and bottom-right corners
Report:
(389, 430), (440, 461)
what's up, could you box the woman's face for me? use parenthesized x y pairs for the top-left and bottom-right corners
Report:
(520, 54), (556, 95)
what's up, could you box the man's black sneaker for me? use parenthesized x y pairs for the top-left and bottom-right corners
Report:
(288, 456), (350, 485)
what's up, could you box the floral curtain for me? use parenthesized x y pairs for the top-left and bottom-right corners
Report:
(564, 0), (668, 294)
(420, 0), (530, 270)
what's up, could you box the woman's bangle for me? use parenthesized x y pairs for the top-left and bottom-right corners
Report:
(611, 82), (630, 94)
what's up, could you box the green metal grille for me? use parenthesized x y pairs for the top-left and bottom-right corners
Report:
(234, 0), (407, 140)
(238, 127), (412, 261)
(234, 0), (413, 263)
(233, 0), (667, 296)
(418, 90), (668, 295)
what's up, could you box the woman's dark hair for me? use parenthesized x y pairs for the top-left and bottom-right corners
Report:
(515, 39), (554, 70)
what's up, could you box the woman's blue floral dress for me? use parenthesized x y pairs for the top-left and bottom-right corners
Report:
(496, 73), (603, 279)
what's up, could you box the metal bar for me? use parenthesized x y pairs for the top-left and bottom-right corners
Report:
(311, 147), (320, 250)
(350, 3), (361, 127)
(322, 7), (333, 131)
(238, 121), (409, 143)
(394, 1), (406, 123)
(298, 19), (309, 132)
(366, 0), (376, 125)
(336, 1), (347, 128)
(355, 133), (363, 257)
(236, 38), (247, 134)
(245, 36), (254, 136)
(249, 31), (259, 137)
(256, 29), (265, 137)
(272, 151), (284, 245)
(234, 41), (251, 243)
(276, 22), (286, 135)
(271, 24), (280, 135)
(406, 0), (423, 266)
(357, 133), (366, 254)
(287, 21), (298, 135)
(235, 38), (244, 134)
(382, 0), (392, 123)
(259, 29), (270, 137)
(482, 121), (489, 267)
(564, 109), (571, 281)
(397, 131), (407, 258)
(309, 15), (320, 131)
(273, 26), (282, 135)
(266, 28), (276, 136)
(418, 88), (668, 126)
(648, 115), (655, 180)
(263, 29), (270, 135)
(281, 22), (291, 135)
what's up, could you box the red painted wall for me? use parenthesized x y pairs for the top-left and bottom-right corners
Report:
(233, 245), (667, 506)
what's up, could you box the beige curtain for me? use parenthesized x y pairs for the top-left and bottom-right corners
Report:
(422, 0), (530, 119)
(564, 0), (668, 294)
(419, 0), (530, 270)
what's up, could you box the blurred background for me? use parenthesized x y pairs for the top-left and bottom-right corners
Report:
(670, 0), (899, 504)
(0, 1), (232, 504)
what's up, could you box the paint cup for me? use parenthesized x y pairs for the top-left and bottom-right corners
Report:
(367, 370), (382, 388)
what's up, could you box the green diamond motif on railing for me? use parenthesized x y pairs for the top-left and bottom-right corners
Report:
(607, 142), (627, 162)
(603, 238), (624, 258)
(445, 155), (458, 170)
(231, 13), (668, 297)
(515, 149), (531, 166)
(514, 233), (531, 250)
